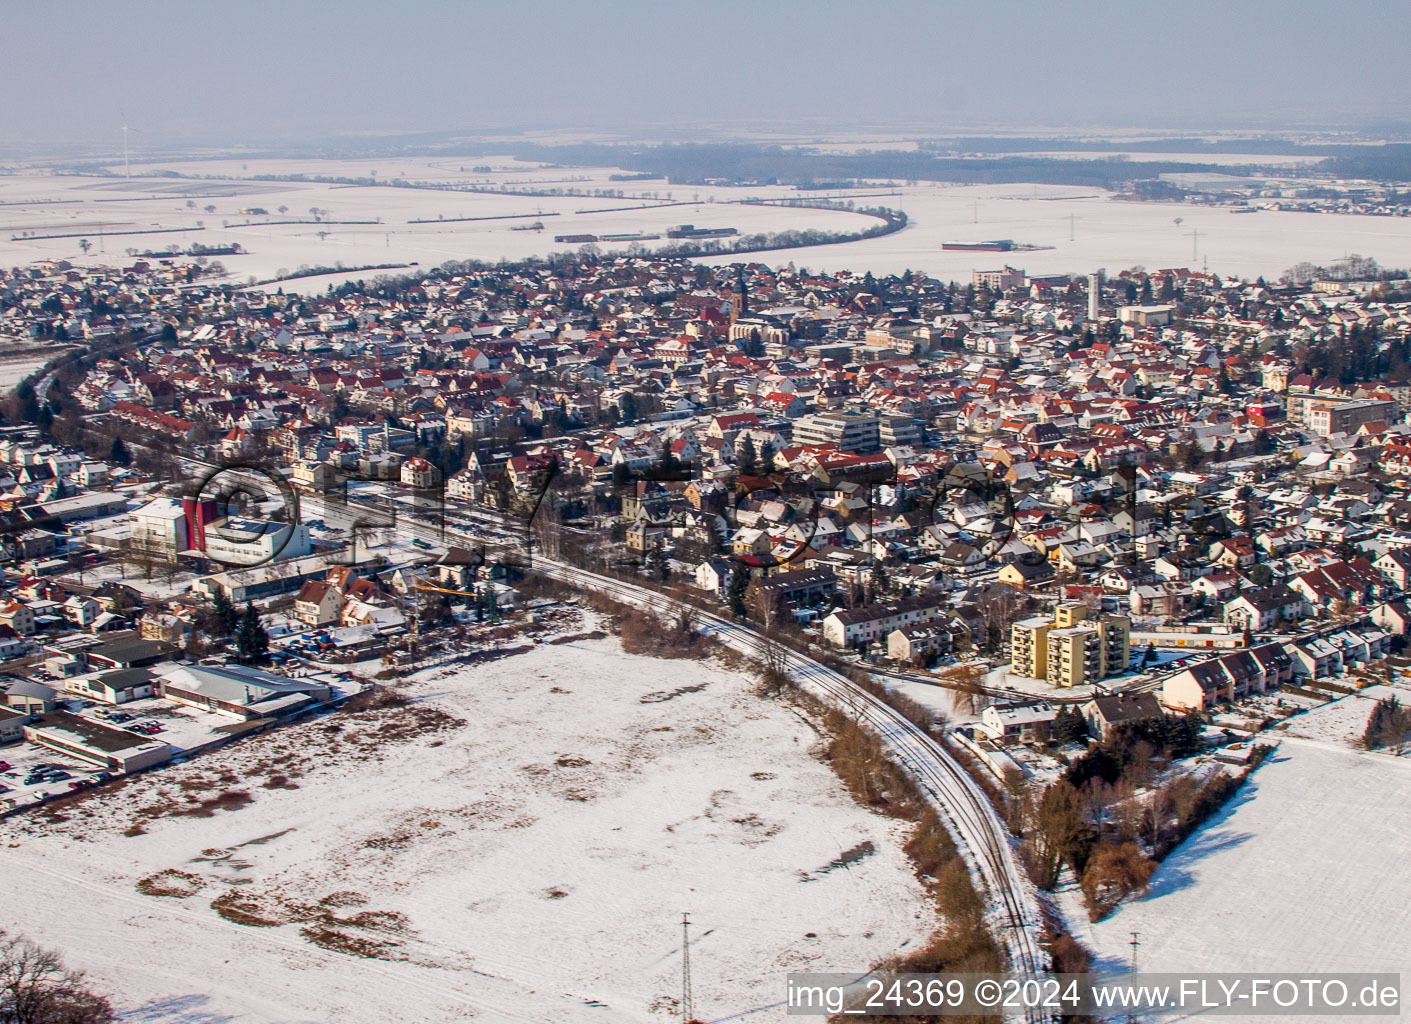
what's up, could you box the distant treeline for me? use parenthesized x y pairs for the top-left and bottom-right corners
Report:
(252, 261), (416, 286)
(491, 142), (1243, 190)
(917, 136), (1322, 156)
(469, 140), (1411, 189)
(1318, 143), (1411, 182)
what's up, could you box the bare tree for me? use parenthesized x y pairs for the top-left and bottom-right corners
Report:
(0, 928), (116, 1023)
(1001, 765), (1028, 832)
(1080, 842), (1156, 921)
(979, 586), (1022, 653)
(944, 662), (990, 715)
(123, 538), (166, 582)
(756, 628), (793, 698)
(1023, 780), (1084, 889)
(1141, 786), (1172, 849)
(1124, 739), (1158, 789)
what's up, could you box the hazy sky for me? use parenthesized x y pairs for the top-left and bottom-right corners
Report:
(4, 0), (1410, 149)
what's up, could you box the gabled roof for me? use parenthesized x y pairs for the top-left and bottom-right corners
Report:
(1087, 692), (1163, 723)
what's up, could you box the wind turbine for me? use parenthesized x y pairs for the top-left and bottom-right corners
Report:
(120, 114), (142, 178)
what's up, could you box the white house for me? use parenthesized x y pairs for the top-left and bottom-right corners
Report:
(822, 596), (944, 649)
(980, 700), (1057, 742)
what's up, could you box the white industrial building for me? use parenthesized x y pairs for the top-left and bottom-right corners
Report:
(159, 664), (332, 721)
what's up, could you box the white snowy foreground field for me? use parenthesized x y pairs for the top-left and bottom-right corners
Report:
(1062, 737), (1411, 1021)
(0, 636), (931, 1024)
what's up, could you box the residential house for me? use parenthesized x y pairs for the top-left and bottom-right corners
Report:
(293, 580), (343, 627)
(1083, 692), (1164, 741)
(822, 595), (944, 649)
(980, 700), (1057, 742)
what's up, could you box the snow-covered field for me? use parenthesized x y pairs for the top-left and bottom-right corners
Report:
(0, 159), (863, 292)
(0, 633), (931, 1024)
(2, 154), (1409, 290)
(0, 343), (66, 391)
(1058, 739), (1411, 1022)
(1278, 681), (1411, 747)
(701, 181), (1411, 284)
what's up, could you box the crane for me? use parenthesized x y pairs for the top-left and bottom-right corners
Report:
(375, 576), (497, 669)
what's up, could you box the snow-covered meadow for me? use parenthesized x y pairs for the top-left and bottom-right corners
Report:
(0, 351), (52, 391)
(0, 158), (863, 293)
(1058, 736), (1411, 1021)
(4, 154), (1411, 292)
(0, 633), (931, 1024)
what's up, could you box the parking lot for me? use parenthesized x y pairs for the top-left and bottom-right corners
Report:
(0, 743), (108, 804)
(0, 692), (260, 811)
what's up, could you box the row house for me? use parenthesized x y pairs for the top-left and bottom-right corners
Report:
(1163, 642), (1293, 709)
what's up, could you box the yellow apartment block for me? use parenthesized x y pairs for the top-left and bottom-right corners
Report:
(1011, 603), (1130, 686)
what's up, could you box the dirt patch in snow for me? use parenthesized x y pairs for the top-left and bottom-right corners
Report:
(801, 840), (877, 881)
(212, 887), (415, 961)
(135, 869), (205, 898)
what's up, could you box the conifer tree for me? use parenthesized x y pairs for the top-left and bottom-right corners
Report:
(235, 603), (270, 665)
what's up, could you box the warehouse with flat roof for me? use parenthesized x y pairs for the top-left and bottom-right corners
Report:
(23, 711), (173, 772)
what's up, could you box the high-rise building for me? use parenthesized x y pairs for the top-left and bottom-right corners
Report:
(1011, 615), (1051, 678)
(1087, 272), (1102, 322)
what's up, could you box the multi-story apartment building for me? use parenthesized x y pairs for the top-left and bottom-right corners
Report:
(129, 498), (189, 557)
(792, 412), (880, 453)
(1011, 603), (1130, 687)
(879, 416), (925, 447)
(972, 266), (1025, 291)
(1304, 398), (1398, 437)
(1010, 614), (1052, 678)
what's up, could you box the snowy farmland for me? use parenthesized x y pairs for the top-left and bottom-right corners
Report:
(0, 634), (932, 1024)
(4, 154), (1411, 291)
(0, 352), (50, 391)
(0, 157), (864, 293)
(1058, 739), (1411, 1021)
(0, 339), (68, 391)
